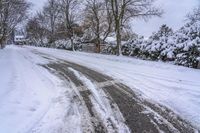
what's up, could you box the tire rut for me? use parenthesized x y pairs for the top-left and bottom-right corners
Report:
(44, 63), (107, 133)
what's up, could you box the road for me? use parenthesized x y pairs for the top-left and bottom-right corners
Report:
(33, 50), (198, 133)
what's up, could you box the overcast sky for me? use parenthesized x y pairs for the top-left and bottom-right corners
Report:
(132, 0), (199, 37)
(28, 0), (199, 37)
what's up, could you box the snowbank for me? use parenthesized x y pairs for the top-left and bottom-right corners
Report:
(0, 45), (82, 133)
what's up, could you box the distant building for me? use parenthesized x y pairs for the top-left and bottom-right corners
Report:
(81, 43), (107, 53)
(14, 35), (26, 45)
(81, 43), (96, 52)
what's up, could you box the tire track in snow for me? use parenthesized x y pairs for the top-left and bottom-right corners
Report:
(68, 67), (130, 133)
(43, 64), (114, 133)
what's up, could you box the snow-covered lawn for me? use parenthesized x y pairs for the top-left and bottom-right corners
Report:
(0, 46), (82, 133)
(28, 46), (200, 129)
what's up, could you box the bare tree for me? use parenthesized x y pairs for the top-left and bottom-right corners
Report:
(84, 0), (113, 53)
(26, 14), (48, 46)
(108, 0), (162, 55)
(0, 0), (30, 49)
(43, 0), (61, 45)
(187, 5), (200, 23)
(59, 0), (80, 51)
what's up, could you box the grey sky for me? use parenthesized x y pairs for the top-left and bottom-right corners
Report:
(28, 0), (45, 12)
(28, 0), (199, 37)
(132, 0), (199, 37)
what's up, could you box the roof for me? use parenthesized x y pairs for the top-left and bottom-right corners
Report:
(15, 35), (25, 38)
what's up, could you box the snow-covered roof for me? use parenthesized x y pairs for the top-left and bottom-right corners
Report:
(15, 35), (25, 38)
(105, 37), (116, 43)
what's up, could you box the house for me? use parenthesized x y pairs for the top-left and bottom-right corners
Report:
(14, 35), (26, 45)
(81, 43), (107, 53)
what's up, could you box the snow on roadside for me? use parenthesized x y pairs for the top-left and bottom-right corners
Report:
(28, 46), (200, 129)
(0, 45), (82, 133)
(68, 67), (130, 133)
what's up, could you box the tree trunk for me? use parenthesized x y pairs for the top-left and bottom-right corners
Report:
(0, 39), (2, 49)
(116, 20), (122, 56)
(96, 43), (101, 53)
(97, 42), (101, 53)
(0, 43), (5, 49)
(0, 38), (5, 49)
(70, 37), (75, 51)
(96, 36), (101, 53)
(96, 16), (101, 53)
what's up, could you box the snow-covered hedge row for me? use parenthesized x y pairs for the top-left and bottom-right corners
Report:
(104, 23), (200, 68)
(28, 38), (83, 51)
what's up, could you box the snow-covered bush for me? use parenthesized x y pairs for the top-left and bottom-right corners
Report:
(54, 40), (72, 50)
(119, 25), (175, 61)
(103, 44), (118, 55)
(127, 23), (200, 68)
(175, 45), (200, 68)
(55, 39), (83, 51)
(174, 21), (200, 68)
(143, 25), (175, 61)
(124, 36), (144, 56)
(121, 43), (132, 55)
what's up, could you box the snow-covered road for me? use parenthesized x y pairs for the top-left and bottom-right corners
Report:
(0, 45), (200, 132)
(28, 46), (200, 129)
